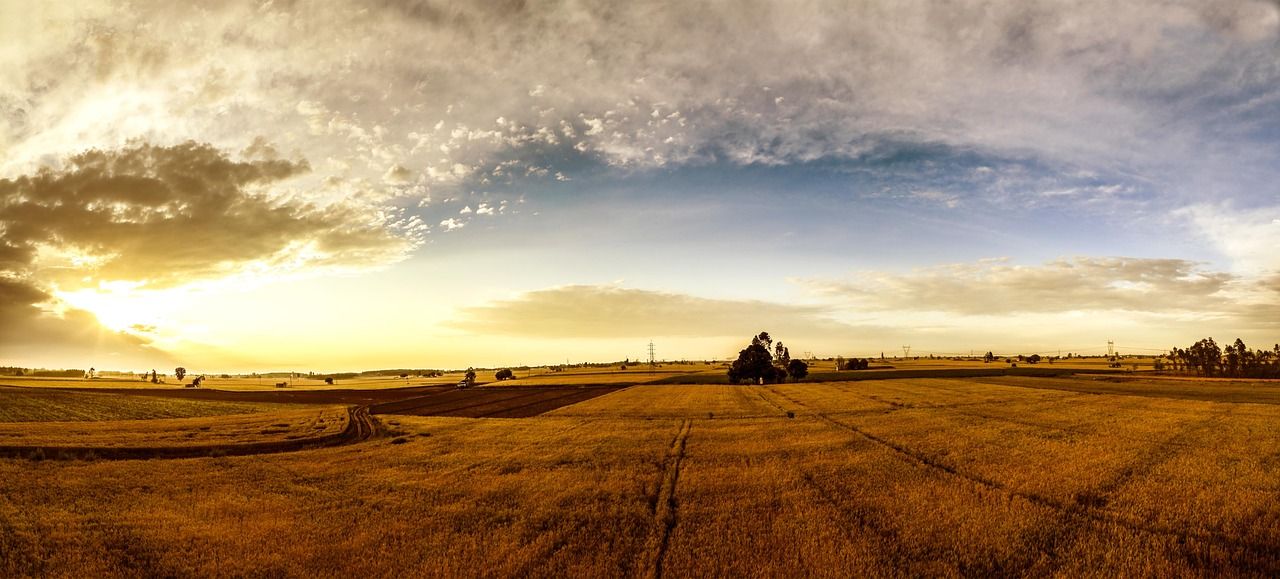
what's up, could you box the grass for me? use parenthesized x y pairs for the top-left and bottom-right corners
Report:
(0, 406), (349, 450)
(0, 386), (284, 422)
(648, 365), (1116, 384)
(2, 375), (1279, 575)
(0, 374), (465, 391)
(977, 374), (1280, 404)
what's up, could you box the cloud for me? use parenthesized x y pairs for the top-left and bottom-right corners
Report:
(1176, 203), (1280, 275)
(6, 0), (1280, 212)
(382, 164), (413, 185)
(0, 140), (412, 363)
(804, 257), (1237, 315)
(0, 275), (171, 367)
(449, 284), (860, 339)
(0, 141), (412, 290)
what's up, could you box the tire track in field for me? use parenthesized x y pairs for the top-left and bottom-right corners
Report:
(469, 389), (610, 418)
(751, 387), (791, 416)
(945, 405), (1225, 451)
(642, 419), (693, 579)
(0, 405), (381, 461)
(798, 470), (918, 575)
(371, 389), (550, 416)
(764, 387), (1280, 564)
(1020, 411), (1280, 577)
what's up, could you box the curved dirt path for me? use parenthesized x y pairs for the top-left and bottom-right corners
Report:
(0, 405), (383, 461)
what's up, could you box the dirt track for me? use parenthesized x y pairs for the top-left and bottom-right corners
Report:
(19, 382), (629, 418)
(0, 384), (622, 460)
(0, 405), (383, 461)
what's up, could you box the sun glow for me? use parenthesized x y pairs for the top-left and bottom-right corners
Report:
(55, 284), (181, 334)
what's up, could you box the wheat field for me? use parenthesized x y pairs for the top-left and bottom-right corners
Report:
(2, 376), (1278, 576)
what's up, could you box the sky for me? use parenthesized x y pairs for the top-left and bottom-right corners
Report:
(2, 0), (1280, 372)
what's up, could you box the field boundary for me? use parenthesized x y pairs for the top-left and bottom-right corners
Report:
(649, 367), (1128, 385)
(0, 405), (382, 461)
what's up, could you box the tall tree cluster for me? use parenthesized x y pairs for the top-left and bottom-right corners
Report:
(728, 332), (808, 384)
(1167, 338), (1280, 378)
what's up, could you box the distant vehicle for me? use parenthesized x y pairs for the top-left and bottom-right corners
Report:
(456, 380), (472, 389)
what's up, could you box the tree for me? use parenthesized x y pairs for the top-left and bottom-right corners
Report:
(787, 359), (809, 381)
(1027, 354), (1041, 364)
(984, 351), (995, 363)
(495, 368), (514, 380)
(843, 358), (869, 370)
(324, 377), (334, 385)
(775, 342), (790, 372)
(1225, 340), (1241, 377)
(729, 340), (774, 384)
(175, 367), (187, 381)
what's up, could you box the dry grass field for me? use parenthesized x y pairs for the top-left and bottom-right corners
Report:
(0, 386), (283, 422)
(2, 374), (1279, 576)
(0, 374), (468, 391)
(0, 406), (348, 448)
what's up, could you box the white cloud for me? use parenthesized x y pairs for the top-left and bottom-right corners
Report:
(439, 218), (466, 231)
(451, 284), (862, 339)
(1176, 203), (1280, 276)
(804, 257), (1237, 315)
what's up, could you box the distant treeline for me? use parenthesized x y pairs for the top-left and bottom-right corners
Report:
(0, 367), (83, 377)
(1165, 338), (1280, 378)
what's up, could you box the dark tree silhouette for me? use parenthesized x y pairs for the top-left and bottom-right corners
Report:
(495, 368), (514, 380)
(175, 367), (187, 381)
(787, 359), (809, 381)
(729, 342), (774, 384)
(775, 342), (790, 371)
(729, 332), (807, 384)
(843, 358), (869, 370)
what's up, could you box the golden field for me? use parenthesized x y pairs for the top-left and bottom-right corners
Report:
(0, 405), (348, 449)
(0, 386), (283, 422)
(2, 374), (1279, 576)
(0, 362), (719, 391)
(0, 374), (464, 391)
